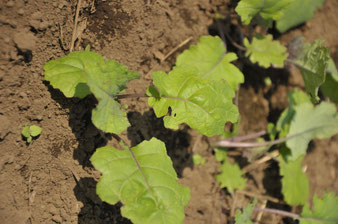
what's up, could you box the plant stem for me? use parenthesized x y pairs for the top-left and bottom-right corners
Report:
(213, 125), (336, 149)
(254, 208), (300, 219)
(216, 19), (227, 52)
(223, 30), (247, 51)
(253, 208), (325, 222)
(70, 0), (82, 52)
(212, 134), (292, 148)
(228, 130), (266, 142)
(116, 93), (148, 99)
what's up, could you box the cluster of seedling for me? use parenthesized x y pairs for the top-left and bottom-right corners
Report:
(40, 0), (337, 223)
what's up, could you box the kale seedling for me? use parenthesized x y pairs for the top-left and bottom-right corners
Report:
(22, 124), (42, 143)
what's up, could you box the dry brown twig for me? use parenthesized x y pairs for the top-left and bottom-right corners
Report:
(236, 189), (282, 204)
(254, 200), (267, 224)
(70, 0), (82, 52)
(242, 150), (279, 173)
(146, 36), (193, 77)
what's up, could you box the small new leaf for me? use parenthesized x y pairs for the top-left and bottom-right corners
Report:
(176, 36), (244, 90)
(279, 155), (309, 205)
(276, 0), (325, 33)
(286, 102), (338, 160)
(148, 66), (239, 137)
(216, 153), (246, 194)
(244, 35), (288, 68)
(215, 149), (227, 162)
(300, 192), (338, 224)
(295, 40), (330, 102)
(192, 154), (206, 166)
(44, 51), (140, 134)
(90, 138), (190, 224)
(22, 125), (42, 143)
(235, 0), (294, 25)
(235, 199), (257, 224)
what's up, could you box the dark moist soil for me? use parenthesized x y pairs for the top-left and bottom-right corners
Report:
(0, 0), (337, 224)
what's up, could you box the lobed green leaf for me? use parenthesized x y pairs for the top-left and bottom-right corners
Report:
(235, 0), (294, 25)
(215, 153), (246, 194)
(300, 192), (338, 224)
(176, 36), (244, 90)
(44, 51), (140, 134)
(235, 199), (257, 224)
(279, 155), (309, 205)
(148, 66), (239, 137)
(244, 35), (288, 68)
(90, 138), (190, 224)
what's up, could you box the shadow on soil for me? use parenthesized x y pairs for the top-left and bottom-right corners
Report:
(47, 86), (192, 223)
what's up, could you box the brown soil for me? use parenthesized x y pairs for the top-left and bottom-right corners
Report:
(0, 0), (337, 224)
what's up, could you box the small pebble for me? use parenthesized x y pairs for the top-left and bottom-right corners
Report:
(6, 1), (15, 7)
(19, 92), (27, 98)
(3, 36), (10, 44)
(52, 214), (62, 223)
(35, 115), (43, 121)
(18, 8), (24, 15)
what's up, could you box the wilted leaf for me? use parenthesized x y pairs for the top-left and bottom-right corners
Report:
(295, 40), (330, 102)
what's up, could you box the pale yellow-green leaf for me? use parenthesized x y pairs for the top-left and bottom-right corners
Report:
(90, 138), (190, 224)
(244, 35), (288, 68)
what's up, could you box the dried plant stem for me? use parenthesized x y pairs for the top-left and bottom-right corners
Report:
(242, 150), (279, 173)
(237, 190), (281, 204)
(161, 37), (192, 62)
(254, 200), (266, 224)
(70, 0), (82, 52)
(253, 208), (325, 222)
